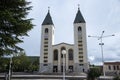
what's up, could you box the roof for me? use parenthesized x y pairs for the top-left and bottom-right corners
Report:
(74, 8), (85, 23)
(42, 11), (54, 25)
(104, 62), (120, 65)
(53, 42), (74, 46)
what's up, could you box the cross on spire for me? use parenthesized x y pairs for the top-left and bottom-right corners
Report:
(74, 4), (85, 23)
(48, 6), (50, 12)
(42, 7), (53, 25)
(78, 4), (80, 10)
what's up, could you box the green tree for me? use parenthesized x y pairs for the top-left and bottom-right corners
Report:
(0, 0), (33, 56)
(12, 52), (30, 72)
(0, 53), (39, 72)
(87, 67), (101, 80)
(27, 56), (39, 72)
(113, 76), (120, 80)
(0, 57), (9, 72)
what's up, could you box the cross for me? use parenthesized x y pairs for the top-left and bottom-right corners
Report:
(48, 7), (50, 12)
(78, 4), (80, 9)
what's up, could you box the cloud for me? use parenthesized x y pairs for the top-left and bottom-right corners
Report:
(20, 0), (120, 65)
(117, 54), (120, 57)
(89, 56), (95, 61)
(90, 56), (120, 65)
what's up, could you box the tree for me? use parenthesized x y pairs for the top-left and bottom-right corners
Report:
(87, 67), (101, 80)
(12, 52), (30, 72)
(0, 0), (33, 56)
(0, 57), (9, 72)
(0, 52), (39, 72)
(113, 76), (120, 80)
(26, 56), (39, 72)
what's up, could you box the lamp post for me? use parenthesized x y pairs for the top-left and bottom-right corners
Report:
(8, 55), (13, 80)
(88, 31), (114, 76)
(62, 50), (66, 80)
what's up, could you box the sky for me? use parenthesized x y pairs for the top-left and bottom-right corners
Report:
(19, 0), (120, 65)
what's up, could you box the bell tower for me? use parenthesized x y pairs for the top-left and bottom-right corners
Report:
(73, 7), (89, 73)
(40, 9), (54, 73)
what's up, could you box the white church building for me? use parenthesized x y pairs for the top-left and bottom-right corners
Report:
(39, 7), (89, 74)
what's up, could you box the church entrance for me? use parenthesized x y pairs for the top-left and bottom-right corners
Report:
(69, 66), (73, 72)
(53, 66), (58, 72)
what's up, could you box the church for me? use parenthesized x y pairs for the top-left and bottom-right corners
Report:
(39, 7), (89, 74)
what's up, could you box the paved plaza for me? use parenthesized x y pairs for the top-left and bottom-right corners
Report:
(0, 74), (87, 80)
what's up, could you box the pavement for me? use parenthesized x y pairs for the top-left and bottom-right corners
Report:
(0, 74), (87, 80)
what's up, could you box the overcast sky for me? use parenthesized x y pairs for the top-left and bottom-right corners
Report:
(19, 0), (120, 65)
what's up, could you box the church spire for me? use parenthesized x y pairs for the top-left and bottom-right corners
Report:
(42, 7), (54, 25)
(74, 5), (85, 23)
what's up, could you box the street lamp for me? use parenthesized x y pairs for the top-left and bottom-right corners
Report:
(8, 55), (13, 80)
(62, 50), (66, 80)
(88, 31), (115, 76)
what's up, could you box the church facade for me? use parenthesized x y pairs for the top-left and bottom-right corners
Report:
(39, 7), (89, 74)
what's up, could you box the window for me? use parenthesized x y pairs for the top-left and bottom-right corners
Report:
(68, 49), (73, 60)
(44, 56), (48, 58)
(45, 28), (48, 33)
(79, 64), (83, 66)
(113, 65), (116, 70)
(78, 27), (82, 36)
(61, 47), (66, 58)
(44, 49), (48, 51)
(44, 38), (48, 40)
(53, 49), (58, 60)
(61, 66), (63, 72)
(78, 44), (82, 46)
(44, 42), (48, 44)
(117, 65), (119, 70)
(78, 41), (82, 43)
(44, 53), (48, 55)
(43, 64), (48, 66)
(78, 26), (82, 31)
(83, 69), (85, 72)
(79, 60), (83, 62)
(44, 45), (48, 47)
(79, 48), (83, 50)
(44, 35), (48, 38)
(79, 56), (83, 58)
(108, 66), (111, 70)
(79, 52), (83, 54)
(44, 60), (48, 62)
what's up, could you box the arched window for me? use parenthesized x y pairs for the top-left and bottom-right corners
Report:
(68, 49), (73, 60)
(61, 47), (66, 51)
(53, 49), (58, 60)
(45, 28), (48, 33)
(61, 47), (66, 58)
(78, 27), (82, 31)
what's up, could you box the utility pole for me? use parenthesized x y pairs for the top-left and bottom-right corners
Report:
(88, 31), (115, 76)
